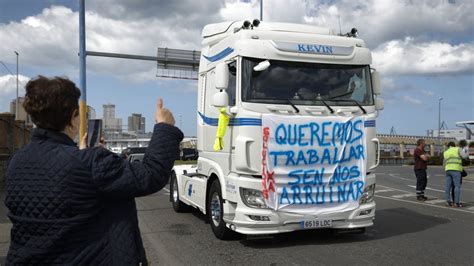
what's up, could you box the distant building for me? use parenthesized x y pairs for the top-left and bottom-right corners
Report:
(128, 113), (145, 134)
(140, 117), (146, 134)
(377, 134), (456, 161)
(455, 121), (474, 141)
(106, 135), (194, 154)
(103, 104), (122, 133)
(87, 106), (96, 119)
(427, 128), (469, 141)
(10, 97), (33, 125)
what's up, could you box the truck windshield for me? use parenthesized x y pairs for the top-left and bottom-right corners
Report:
(241, 57), (374, 106)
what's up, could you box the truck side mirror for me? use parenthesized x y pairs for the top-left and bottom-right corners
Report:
(375, 97), (384, 110)
(212, 90), (229, 107)
(215, 63), (229, 90)
(371, 70), (381, 95)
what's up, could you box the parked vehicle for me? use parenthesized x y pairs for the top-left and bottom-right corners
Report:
(121, 147), (147, 159)
(128, 153), (145, 163)
(180, 148), (198, 161)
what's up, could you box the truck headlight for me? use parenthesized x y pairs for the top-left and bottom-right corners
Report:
(240, 188), (267, 209)
(359, 184), (375, 204)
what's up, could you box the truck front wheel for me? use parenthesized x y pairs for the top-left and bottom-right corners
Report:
(207, 179), (239, 240)
(170, 172), (189, 212)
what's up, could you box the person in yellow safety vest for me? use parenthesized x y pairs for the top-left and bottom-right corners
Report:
(444, 141), (466, 207)
(449, 140), (469, 204)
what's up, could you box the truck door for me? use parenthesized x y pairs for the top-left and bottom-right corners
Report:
(227, 61), (237, 157)
(201, 61), (236, 154)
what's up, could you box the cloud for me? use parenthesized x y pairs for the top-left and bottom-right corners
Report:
(0, 5), (206, 82)
(402, 95), (422, 105)
(81, 0), (474, 49)
(220, 0), (307, 23)
(0, 0), (472, 83)
(373, 38), (474, 75)
(304, 0), (474, 48)
(1, 7), (78, 70)
(0, 74), (30, 97)
(380, 78), (437, 101)
(381, 77), (396, 92)
(0, 74), (30, 112)
(87, 0), (223, 27)
(421, 89), (434, 97)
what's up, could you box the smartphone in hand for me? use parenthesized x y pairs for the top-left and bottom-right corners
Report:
(87, 119), (103, 148)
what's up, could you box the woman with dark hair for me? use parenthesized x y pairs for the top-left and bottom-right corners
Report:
(5, 76), (183, 264)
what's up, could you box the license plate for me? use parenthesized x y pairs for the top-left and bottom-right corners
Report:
(301, 219), (332, 229)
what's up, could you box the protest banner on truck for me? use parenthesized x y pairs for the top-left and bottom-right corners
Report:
(261, 114), (367, 214)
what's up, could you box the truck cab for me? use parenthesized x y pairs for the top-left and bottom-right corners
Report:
(171, 20), (384, 239)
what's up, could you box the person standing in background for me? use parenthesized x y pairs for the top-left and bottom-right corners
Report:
(447, 140), (469, 206)
(414, 139), (429, 201)
(458, 140), (469, 160)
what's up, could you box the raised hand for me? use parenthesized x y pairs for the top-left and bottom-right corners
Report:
(155, 98), (175, 125)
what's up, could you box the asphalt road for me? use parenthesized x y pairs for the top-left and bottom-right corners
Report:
(136, 165), (474, 265)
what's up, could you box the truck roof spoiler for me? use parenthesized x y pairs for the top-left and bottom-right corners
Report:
(202, 21), (334, 39)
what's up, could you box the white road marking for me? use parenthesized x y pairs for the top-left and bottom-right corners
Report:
(375, 189), (394, 193)
(467, 206), (474, 211)
(408, 185), (445, 193)
(377, 185), (414, 194)
(162, 187), (170, 193)
(424, 199), (446, 205)
(389, 174), (412, 181)
(384, 174), (469, 192)
(375, 195), (474, 214)
(392, 193), (415, 199)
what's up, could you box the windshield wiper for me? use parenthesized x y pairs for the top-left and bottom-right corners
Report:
(286, 98), (300, 113)
(329, 99), (367, 114)
(351, 100), (367, 114)
(328, 87), (355, 100)
(316, 94), (334, 114)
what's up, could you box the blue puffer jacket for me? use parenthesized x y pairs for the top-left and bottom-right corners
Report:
(5, 123), (183, 265)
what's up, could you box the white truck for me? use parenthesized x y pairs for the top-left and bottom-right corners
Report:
(170, 20), (384, 239)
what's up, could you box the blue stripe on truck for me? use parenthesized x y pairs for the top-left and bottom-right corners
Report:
(199, 112), (375, 128)
(202, 47), (234, 62)
(364, 120), (376, 127)
(198, 112), (261, 126)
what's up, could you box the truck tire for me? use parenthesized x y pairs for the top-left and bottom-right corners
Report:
(170, 172), (189, 212)
(207, 179), (240, 240)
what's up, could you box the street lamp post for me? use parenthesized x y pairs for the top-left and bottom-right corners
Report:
(438, 97), (443, 153)
(179, 114), (182, 130)
(14, 51), (19, 120)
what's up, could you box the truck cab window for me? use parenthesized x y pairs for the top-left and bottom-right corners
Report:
(241, 57), (374, 106)
(228, 62), (236, 106)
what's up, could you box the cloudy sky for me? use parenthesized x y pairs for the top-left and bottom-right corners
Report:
(0, 0), (473, 136)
